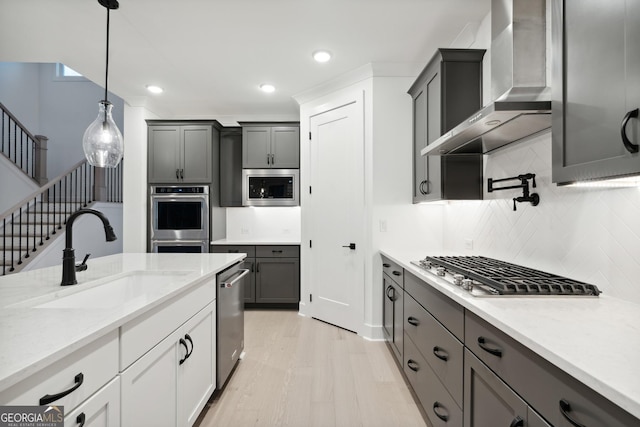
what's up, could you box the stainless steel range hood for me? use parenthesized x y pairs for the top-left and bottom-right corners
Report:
(422, 0), (550, 156)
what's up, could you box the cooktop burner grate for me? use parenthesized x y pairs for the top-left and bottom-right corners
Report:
(425, 256), (601, 296)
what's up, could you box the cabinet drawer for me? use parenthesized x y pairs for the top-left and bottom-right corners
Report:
(403, 333), (462, 427)
(210, 245), (256, 258)
(0, 330), (118, 413)
(465, 312), (638, 427)
(404, 293), (463, 407)
(65, 376), (120, 427)
(256, 245), (299, 258)
(120, 276), (216, 370)
(381, 256), (403, 287)
(404, 271), (464, 341)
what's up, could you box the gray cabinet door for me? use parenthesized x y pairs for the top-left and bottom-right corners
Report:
(255, 257), (300, 303)
(220, 128), (243, 207)
(382, 274), (394, 342)
(148, 126), (181, 183)
(242, 127), (271, 168)
(182, 125), (212, 183)
(552, 0), (640, 183)
(271, 127), (299, 168)
(464, 349), (528, 427)
(412, 84), (429, 202)
(243, 258), (256, 303)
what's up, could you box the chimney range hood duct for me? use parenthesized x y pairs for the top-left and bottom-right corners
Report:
(422, 0), (550, 156)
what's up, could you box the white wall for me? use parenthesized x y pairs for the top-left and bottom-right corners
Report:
(22, 202), (123, 271)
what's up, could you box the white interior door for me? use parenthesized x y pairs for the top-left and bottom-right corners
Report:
(308, 100), (364, 333)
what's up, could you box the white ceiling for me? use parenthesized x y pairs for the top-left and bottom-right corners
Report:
(0, 0), (490, 124)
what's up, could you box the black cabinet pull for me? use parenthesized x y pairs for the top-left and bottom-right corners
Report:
(175, 169), (179, 179)
(477, 336), (503, 357)
(432, 402), (449, 422)
(407, 359), (419, 372)
(382, 263), (391, 268)
(433, 346), (449, 361)
(392, 270), (401, 276)
(179, 338), (189, 365)
(272, 250), (283, 254)
(39, 373), (84, 405)
(510, 415), (524, 427)
(185, 333), (194, 359)
(407, 316), (419, 326)
(386, 285), (395, 301)
(76, 413), (86, 427)
(559, 399), (587, 427)
(256, 262), (260, 273)
(229, 249), (239, 253)
(180, 169), (184, 179)
(621, 108), (639, 153)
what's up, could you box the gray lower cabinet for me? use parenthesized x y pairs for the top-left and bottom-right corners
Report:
(552, 0), (640, 184)
(408, 49), (485, 203)
(219, 127), (243, 207)
(382, 256), (404, 363)
(147, 121), (219, 183)
(211, 245), (300, 305)
(241, 124), (300, 169)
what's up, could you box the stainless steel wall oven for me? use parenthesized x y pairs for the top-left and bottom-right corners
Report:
(149, 185), (209, 252)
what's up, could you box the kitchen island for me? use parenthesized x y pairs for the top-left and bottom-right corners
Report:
(381, 250), (640, 425)
(0, 252), (244, 426)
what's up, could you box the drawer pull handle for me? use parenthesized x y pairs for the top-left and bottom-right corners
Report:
(433, 346), (449, 361)
(559, 399), (587, 427)
(432, 401), (449, 422)
(185, 333), (194, 359)
(407, 359), (419, 372)
(407, 316), (420, 326)
(477, 336), (503, 358)
(39, 372), (84, 405)
(179, 338), (189, 365)
(392, 270), (401, 276)
(229, 250), (239, 253)
(386, 286), (395, 301)
(272, 250), (283, 254)
(76, 413), (86, 427)
(510, 415), (524, 427)
(621, 108), (639, 153)
(383, 263), (391, 268)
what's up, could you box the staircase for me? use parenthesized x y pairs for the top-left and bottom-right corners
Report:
(0, 102), (124, 275)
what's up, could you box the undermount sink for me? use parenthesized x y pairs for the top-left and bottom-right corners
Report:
(12, 270), (194, 309)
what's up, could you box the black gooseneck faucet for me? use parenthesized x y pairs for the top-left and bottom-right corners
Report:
(61, 208), (117, 286)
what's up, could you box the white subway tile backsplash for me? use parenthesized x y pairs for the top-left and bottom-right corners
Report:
(443, 132), (640, 303)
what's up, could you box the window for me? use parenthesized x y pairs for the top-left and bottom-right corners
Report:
(55, 63), (87, 81)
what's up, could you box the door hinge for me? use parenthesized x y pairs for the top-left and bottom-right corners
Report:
(309, 240), (312, 248)
(309, 131), (312, 140)
(310, 293), (313, 302)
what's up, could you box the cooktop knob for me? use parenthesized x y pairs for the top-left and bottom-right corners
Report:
(462, 279), (474, 291)
(436, 267), (446, 276)
(453, 274), (464, 286)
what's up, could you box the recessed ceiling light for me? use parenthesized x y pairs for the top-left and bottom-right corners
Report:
(313, 50), (332, 63)
(146, 85), (163, 94)
(260, 84), (275, 93)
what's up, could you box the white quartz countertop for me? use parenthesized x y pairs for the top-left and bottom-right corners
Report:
(0, 252), (244, 392)
(211, 238), (301, 245)
(380, 250), (640, 420)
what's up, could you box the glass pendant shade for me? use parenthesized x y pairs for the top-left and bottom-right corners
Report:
(82, 101), (123, 168)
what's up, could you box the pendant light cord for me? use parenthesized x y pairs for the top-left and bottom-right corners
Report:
(104, 6), (110, 104)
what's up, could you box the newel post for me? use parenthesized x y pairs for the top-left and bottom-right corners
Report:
(33, 135), (48, 185)
(94, 167), (107, 202)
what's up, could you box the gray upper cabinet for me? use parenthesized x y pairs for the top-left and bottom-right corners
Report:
(552, 0), (640, 184)
(408, 49), (485, 203)
(242, 124), (300, 169)
(219, 127), (243, 207)
(148, 122), (216, 183)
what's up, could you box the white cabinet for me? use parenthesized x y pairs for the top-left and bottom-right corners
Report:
(65, 377), (120, 427)
(121, 302), (216, 427)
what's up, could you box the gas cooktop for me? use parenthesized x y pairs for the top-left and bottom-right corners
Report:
(411, 256), (601, 297)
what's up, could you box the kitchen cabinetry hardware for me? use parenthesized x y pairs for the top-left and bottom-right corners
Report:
(176, 169), (179, 180)
(178, 338), (189, 365)
(407, 316), (420, 326)
(559, 399), (587, 427)
(432, 402), (449, 422)
(487, 173), (539, 211)
(419, 180), (430, 195)
(39, 373), (84, 405)
(386, 286), (395, 300)
(383, 263), (391, 268)
(272, 250), (283, 254)
(621, 108), (639, 153)
(509, 416), (524, 427)
(76, 412), (86, 427)
(342, 243), (356, 250)
(392, 270), (401, 276)
(433, 346), (449, 361)
(477, 336), (503, 357)
(184, 333), (194, 359)
(407, 359), (420, 372)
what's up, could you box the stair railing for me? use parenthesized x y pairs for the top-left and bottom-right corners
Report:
(0, 102), (47, 184)
(0, 158), (124, 275)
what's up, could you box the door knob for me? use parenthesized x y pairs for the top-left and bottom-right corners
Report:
(342, 243), (356, 250)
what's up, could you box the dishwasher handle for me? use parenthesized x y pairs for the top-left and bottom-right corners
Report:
(220, 268), (250, 288)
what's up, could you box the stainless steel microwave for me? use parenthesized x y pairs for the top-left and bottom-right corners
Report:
(242, 169), (299, 206)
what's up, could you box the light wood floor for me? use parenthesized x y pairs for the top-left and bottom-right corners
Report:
(195, 310), (428, 427)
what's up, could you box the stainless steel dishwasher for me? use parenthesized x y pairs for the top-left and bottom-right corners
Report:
(216, 261), (249, 388)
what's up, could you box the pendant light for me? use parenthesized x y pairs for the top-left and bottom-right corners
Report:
(82, 0), (123, 168)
